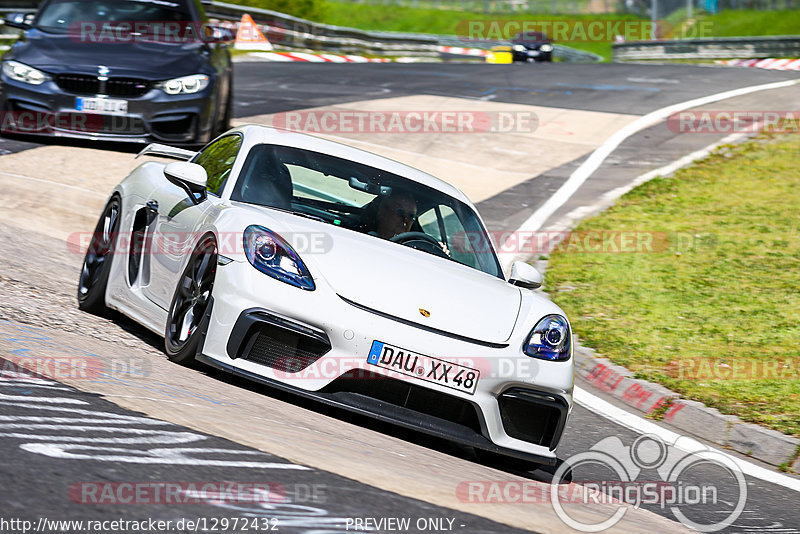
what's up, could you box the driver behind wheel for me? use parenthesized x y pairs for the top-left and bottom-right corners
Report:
(362, 190), (451, 257)
(373, 190), (417, 239)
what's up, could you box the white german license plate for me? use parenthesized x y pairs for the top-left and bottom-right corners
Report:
(367, 341), (480, 395)
(75, 97), (128, 114)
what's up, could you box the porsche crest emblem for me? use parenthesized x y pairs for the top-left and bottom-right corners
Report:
(419, 308), (431, 318)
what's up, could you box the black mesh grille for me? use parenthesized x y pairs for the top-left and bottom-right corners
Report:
(324, 369), (484, 435)
(55, 75), (151, 97)
(498, 390), (567, 450)
(241, 324), (330, 372)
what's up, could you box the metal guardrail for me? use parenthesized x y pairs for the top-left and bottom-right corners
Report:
(0, 1), (602, 62)
(554, 44), (603, 62)
(207, 1), (442, 57)
(613, 35), (800, 60)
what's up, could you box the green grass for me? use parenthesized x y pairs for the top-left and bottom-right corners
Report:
(223, 0), (328, 21)
(314, 3), (647, 60)
(689, 9), (800, 38)
(545, 133), (800, 436)
(224, 2), (800, 61)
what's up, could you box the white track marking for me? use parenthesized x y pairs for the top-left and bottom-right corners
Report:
(495, 78), (800, 489)
(21, 443), (312, 468)
(0, 393), (88, 404)
(574, 387), (800, 492)
(498, 78), (800, 271)
(547, 132), (747, 231)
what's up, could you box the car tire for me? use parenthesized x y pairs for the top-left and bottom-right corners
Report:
(164, 234), (217, 365)
(77, 194), (121, 315)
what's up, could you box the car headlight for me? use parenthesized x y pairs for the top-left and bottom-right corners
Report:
(243, 225), (315, 291)
(523, 315), (571, 361)
(540, 44), (554, 52)
(512, 44), (526, 52)
(2, 60), (49, 85)
(156, 74), (210, 95)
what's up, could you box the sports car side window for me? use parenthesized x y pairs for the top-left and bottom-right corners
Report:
(193, 135), (242, 197)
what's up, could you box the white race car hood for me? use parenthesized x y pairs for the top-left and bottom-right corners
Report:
(244, 207), (522, 344)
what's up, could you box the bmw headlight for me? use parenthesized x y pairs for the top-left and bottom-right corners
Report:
(512, 44), (526, 52)
(540, 44), (554, 52)
(156, 74), (210, 95)
(243, 225), (315, 290)
(2, 60), (49, 85)
(523, 315), (571, 361)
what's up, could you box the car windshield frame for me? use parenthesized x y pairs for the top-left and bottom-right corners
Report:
(230, 143), (504, 279)
(513, 32), (550, 43)
(33, 0), (195, 34)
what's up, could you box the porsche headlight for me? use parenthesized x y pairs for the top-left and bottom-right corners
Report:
(243, 225), (315, 290)
(156, 74), (210, 95)
(523, 315), (571, 361)
(512, 44), (526, 52)
(540, 44), (554, 52)
(2, 60), (49, 85)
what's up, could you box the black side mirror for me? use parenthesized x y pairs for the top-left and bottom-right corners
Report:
(3, 12), (34, 30)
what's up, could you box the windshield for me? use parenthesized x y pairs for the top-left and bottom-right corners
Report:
(514, 32), (549, 42)
(230, 144), (503, 279)
(35, 0), (192, 33)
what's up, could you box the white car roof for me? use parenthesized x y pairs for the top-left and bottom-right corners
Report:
(232, 124), (474, 207)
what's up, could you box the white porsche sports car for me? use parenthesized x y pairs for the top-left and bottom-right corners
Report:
(78, 125), (574, 466)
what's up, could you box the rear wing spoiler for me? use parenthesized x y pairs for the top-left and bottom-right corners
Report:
(136, 143), (197, 161)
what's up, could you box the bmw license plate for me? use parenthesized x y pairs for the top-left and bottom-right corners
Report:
(367, 341), (479, 395)
(75, 97), (128, 114)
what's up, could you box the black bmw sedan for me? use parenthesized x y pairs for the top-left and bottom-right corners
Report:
(510, 31), (554, 63)
(0, 0), (233, 145)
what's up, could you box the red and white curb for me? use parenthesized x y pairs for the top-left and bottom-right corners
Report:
(437, 46), (489, 57)
(719, 58), (800, 71)
(242, 51), (391, 63)
(237, 47), (488, 63)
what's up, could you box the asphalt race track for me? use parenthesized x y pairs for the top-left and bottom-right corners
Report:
(1, 61), (799, 534)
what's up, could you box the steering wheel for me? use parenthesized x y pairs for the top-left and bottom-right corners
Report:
(390, 231), (450, 259)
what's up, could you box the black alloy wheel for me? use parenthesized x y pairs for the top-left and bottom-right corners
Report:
(77, 195), (121, 314)
(165, 234), (217, 364)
